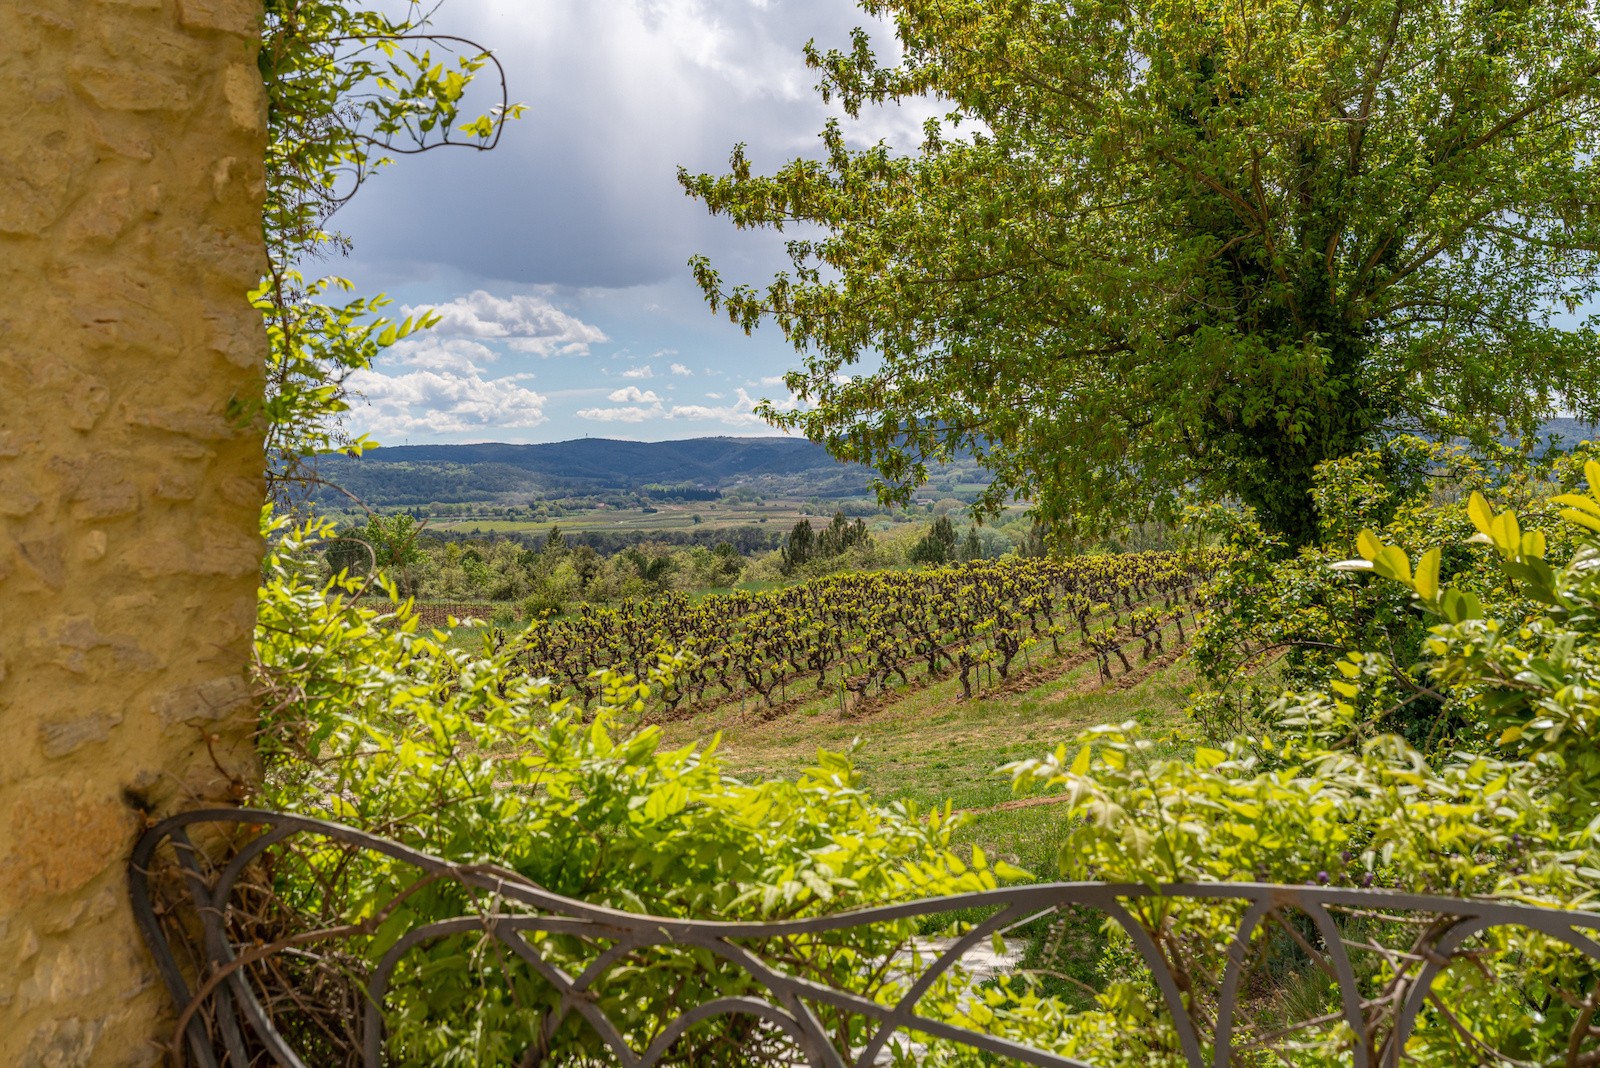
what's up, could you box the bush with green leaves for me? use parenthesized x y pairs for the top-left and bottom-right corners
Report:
(910, 515), (961, 566)
(1186, 437), (1597, 748)
(1003, 466), (1600, 1064)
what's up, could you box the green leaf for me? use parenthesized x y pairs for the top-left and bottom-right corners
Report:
(1440, 587), (1482, 622)
(1413, 547), (1441, 602)
(1467, 492), (1495, 537)
(993, 861), (1031, 881)
(1562, 508), (1600, 534)
(1070, 744), (1091, 776)
(1490, 511), (1520, 555)
(1372, 545), (1412, 584)
(1553, 492), (1600, 516)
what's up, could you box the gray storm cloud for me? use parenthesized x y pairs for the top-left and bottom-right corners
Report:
(333, 0), (918, 289)
(333, 0), (938, 443)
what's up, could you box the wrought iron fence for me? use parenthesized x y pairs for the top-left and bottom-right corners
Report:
(131, 808), (1600, 1067)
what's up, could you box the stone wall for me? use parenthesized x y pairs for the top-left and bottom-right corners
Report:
(0, 0), (267, 1063)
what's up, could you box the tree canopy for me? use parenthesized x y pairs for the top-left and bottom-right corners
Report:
(682, 0), (1600, 542)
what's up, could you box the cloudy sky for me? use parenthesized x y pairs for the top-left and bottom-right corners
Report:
(329, 0), (928, 446)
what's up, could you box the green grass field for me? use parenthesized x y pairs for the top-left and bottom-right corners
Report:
(655, 646), (1194, 879)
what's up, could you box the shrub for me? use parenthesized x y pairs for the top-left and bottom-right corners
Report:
(910, 515), (960, 565)
(1006, 470), (1600, 1064)
(1186, 437), (1593, 748)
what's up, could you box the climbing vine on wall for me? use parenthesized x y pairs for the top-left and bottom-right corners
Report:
(249, 0), (522, 503)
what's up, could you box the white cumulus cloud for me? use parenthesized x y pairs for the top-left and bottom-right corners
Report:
(381, 337), (502, 376)
(403, 290), (608, 357)
(620, 364), (655, 379)
(575, 403), (663, 423)
(575, 389), (797, 431)
(666, 388), (771, 427)
(670, 362), (693, 376)
(346, 338), (548, 439)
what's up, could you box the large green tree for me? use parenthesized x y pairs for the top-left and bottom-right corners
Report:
(682, 0), (1600, 543)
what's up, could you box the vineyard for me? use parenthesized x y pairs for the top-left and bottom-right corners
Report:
(498, 551), (1221, 720)
(413, 601), (501, 629)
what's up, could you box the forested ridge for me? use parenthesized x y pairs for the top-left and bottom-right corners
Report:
(310, 435), (987, 504)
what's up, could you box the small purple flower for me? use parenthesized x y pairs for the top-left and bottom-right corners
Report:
(1360, 872), (1374, 888)
(1316, 870), (1331, 885)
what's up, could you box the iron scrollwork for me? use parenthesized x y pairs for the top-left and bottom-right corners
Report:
(131, 809), (1600, 1066)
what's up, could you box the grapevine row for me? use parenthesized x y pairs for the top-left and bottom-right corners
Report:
(504, 552), (1222, 717)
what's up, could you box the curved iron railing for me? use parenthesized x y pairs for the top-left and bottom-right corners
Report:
(131, 808), (1600, 1067)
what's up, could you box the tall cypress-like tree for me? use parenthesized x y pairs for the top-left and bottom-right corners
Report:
(683, 1), (1600, 543)
(910, 515), (960, 564)
(781, 519), (817, 573)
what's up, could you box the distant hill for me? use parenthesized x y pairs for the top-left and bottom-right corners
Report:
(356, 438), (857, 484)
(309, 436), (983, 506)
(311, 421), (1600, 509)
(1539, 417), (1600, 448)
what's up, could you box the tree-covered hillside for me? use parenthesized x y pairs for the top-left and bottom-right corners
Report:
(310, 435), (991, 505)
